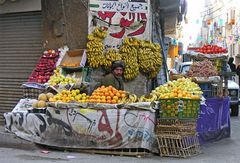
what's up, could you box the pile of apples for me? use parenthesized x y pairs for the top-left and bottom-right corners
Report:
(151, 78), (203, 99)
(195, 44), (227, 54)
(28, 50), (59, 83)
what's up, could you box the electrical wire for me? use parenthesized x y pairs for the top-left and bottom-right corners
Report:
(61, 0), (69, 45)
(200, 0), (234, 18)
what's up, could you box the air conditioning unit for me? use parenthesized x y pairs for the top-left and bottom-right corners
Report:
(227, 9), (235, 25)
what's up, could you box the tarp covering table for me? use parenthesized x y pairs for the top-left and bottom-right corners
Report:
(197, 97), (231, 144)
(4, 106), (158, 152)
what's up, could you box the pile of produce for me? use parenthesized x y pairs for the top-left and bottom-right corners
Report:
(62, 63), (80, 67)
(28, 50), (59, 83)
(186, 60), (218, 77)
(138, 40), (162, 79)
(87, 85), (138, 104)
(87, 85), (126, 104)
(151, 78), (202, 100)
(195, 44), (227, 54)
(103, 48), (122, 69)
(48, 67), (77, 86)
(86, 27), (107, 68)
(119, 37), (140, 80)
(32, 93), (54, 108)
(49, 90), (89, 103)
(86, 27), (163, 80)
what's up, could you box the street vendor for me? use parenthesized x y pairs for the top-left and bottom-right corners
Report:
(99, 60), (125, 90)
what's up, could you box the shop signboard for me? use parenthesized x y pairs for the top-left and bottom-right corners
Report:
(88, 0), (151, 49)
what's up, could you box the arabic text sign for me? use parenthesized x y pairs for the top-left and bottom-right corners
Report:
(89, 0), (148, 13)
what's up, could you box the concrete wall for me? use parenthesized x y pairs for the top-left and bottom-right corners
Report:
(0, 0), (41, 14)
(41, 0), (88, 50)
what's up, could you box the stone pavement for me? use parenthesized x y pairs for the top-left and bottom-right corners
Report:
(0, 126), (37, 150)
(0, 117), (240, 163)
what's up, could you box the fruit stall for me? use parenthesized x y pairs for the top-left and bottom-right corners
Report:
(185, 44), (231, 144)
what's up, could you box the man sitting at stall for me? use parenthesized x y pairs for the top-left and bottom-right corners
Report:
(99, 60), (125, 90)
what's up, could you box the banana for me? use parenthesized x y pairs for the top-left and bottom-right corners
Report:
(86, 27), (107, 68)
(138, 40), (163, 79)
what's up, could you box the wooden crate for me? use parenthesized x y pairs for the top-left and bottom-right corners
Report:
(156, 119), (197, 136)
(157, 133), (201, 158)
(60, 49), (86, 67)
(75, 148), (151, 157)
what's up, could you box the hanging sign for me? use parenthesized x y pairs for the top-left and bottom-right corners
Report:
(89, 0), (148, 13)
(88, 0), (151, 49)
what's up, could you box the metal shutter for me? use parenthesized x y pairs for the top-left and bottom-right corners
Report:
(0, 11), (42, 124)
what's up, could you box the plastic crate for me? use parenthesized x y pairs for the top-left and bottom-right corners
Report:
(198, 83), (213, 98)
(157, 133), (201, 158)
(61, 67), (90, 82)
(23, 88), (45, 99)
(158, 98), (200, 119)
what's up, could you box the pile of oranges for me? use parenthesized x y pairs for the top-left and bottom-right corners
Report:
(87, 85), (126, 104)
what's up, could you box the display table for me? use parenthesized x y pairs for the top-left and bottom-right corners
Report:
(197, 97), (231, 144)
(4, 106), (158, 153)
(3, 97), (231, 152)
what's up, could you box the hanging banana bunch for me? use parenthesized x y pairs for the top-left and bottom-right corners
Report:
(138, 40), (163, 79)
(103, 48), (122, 70)
(119, 37), (140, 81)
(86, 27), (108, 68)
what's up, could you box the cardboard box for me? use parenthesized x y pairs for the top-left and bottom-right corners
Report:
(60, 49), (87, 67)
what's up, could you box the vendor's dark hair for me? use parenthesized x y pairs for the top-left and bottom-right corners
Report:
(111, 60), (125, 71)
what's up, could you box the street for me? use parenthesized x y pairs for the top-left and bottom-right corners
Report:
(0, 117), (239, 163)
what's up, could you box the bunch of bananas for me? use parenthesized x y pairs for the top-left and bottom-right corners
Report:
(102, 48), (122, 69)
(119, 37), (139, 80)
(86, 27), (107, 68)
(138, 94), (158, 102)
(120, 92), (138, 103)
(138, 40), (163, 79)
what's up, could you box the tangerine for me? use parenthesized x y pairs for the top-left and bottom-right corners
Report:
(113, 96), (118, 101)
(116, 92), (121, 97)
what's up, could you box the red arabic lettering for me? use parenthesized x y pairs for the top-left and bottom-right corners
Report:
(98, 110), (123, 146)
(97, 11), (147, 39)
(128, 13), (146, 36)
(98, 11), (116, 25)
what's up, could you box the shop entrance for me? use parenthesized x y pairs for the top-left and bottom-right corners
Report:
(0, 11), (42, 124)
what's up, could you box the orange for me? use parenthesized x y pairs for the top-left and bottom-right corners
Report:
(96, 99), (101, 103)
(113, 96), (118, 101)
(111, 99), (117, 104)
(107, 100), (112, 104)
(121, 93), (126, 98)
(104, 92), (110, 96)
(101, 85), (105, 89)
(106, 96), (111, 100)
(116, 92), (121, 97)
(112, 89), (117, 95)
(101, 99), (106, 103)
(108, 85), (113, 90)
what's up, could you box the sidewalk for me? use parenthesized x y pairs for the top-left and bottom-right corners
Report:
(0, 126), (38, 150)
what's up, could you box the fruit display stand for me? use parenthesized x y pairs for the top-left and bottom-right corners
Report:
(3, 101), (159, 157)
(182, 54), (231, 144)
(151, 78), (202, 158)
